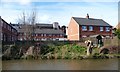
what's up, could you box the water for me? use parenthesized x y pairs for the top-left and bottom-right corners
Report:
(2, 59), (119, 70)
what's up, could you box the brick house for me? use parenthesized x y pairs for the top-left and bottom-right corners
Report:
(116, 23), (120, 29)
(68, 14), (112, 41)
(11, 22), (66, 41)
(0, 16), (17, 42)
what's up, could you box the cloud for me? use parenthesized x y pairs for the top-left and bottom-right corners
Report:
(0, 0), (31, 6)
(19, 0), (31, 5)
(0, 10), (21, 23)
(0, 2), (118, 26)
(35, 2), (117, 26)
(38, 15), (51, 23)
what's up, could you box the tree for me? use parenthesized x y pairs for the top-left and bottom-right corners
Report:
(18, 10), (37, 41)
(115, 29), (120, 39)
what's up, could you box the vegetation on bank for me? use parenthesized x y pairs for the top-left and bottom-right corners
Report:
(2, 41), (120, 60)
(40, 43), (86, 59)
(114, 29), (120, 39)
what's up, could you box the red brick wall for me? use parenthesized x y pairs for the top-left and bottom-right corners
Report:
(1, 18), (17, 42)
(68, 18), (79, 40)
(80, 26), (112, 37)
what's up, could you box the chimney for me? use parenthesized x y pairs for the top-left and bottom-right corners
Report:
(86, 13), (89, 19)
(53, 22), (59, 30)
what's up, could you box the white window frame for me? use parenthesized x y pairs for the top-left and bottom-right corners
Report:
(89, 26), (93, 31)
(82, 35), (87, 38)
(41, 34), (43, 36)
(82, 26), (87, 31)
(106, 27), (110, 32)
(36, 34), (38, 36)
(100, 27), (103, 31)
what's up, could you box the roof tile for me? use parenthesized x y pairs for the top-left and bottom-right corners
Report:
(73, 17), (112, 26)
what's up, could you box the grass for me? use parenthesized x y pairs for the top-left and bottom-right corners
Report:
(41, 43), (86, 59)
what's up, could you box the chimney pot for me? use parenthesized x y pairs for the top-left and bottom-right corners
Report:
(86, 13), (89, 19)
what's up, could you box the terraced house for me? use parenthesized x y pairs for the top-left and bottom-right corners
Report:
(68, 14), (112, 41)
(0, 16), (17, 43)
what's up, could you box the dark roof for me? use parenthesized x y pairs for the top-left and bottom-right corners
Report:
(11, 23), (53, 27)
(72, 17), (112, 26)
(36, 23), (53, 28)
(0, 18), (17, 31)
(11, 23), (53, 30)
(11, 24), (20, 26)
(34, 29), (64, 34)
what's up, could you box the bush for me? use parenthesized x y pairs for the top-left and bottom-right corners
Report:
(115, 29), (120, 39)
(92, 53), (109, 59)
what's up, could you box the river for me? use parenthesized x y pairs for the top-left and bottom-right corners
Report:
(2, 59), (119, 70)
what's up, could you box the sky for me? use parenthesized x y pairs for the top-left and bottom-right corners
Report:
(0, 0), (119, 27)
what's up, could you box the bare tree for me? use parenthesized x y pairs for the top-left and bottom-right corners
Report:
(18, 10), (37, 41)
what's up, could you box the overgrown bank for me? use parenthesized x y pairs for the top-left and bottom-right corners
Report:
(2, 41), (120, 60)
(40, 43), (86, 59)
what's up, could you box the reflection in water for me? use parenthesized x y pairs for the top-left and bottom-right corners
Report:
(2, 59), (118, 70)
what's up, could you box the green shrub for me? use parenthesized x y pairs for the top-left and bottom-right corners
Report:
(115, 29), (120, 39)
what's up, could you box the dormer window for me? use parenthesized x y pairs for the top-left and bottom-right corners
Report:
(82, 26), (87, 31)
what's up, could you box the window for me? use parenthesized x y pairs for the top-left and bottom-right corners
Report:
(35, 34), (38, 36)
(3, 23), (6, 28)
(89, 26), (93, 31)
(11, 29), (14, 32)
(44, 34), (46, 36)
(53, 34), (55, 36)
(12, 37), (14, 41)
(100, 27), (103, 31)
(1, 20), (3, 27)
(10, 27), (12, 31)
(38, 34), (41, 36)
(7, 25), (8, 29)
(41, 34), (43, 36)
(49, 34), (52, 36)
(8, 26), (10, 30)
(57, 34), (60, 36)
(106, 27), (110, 32)
(82, 26), (87, 31)
(82, 35), (87, 38)
(19, 32), (23, 36)
(24, 33), (26, 36)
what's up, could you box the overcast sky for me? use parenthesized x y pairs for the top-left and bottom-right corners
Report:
(0, 0), (119, 27)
